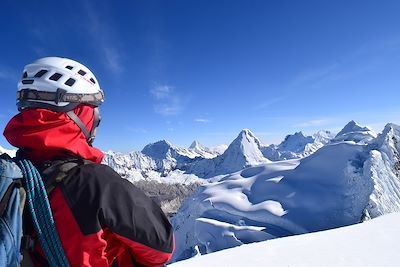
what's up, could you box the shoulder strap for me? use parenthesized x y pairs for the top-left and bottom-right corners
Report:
(0, 180), (21, 217)
(41, 158), (93, 194)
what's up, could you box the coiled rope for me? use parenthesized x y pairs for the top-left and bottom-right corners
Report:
(17, 159), (69, 267)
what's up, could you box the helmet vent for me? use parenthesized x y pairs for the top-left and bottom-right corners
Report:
(49, 73), (62, 81)
(34, 70), (48, 78)
(90, 78), (96, 84)
(22, 72), (28, 78)
(64, 78), (76, 87)
(65, 65), (73, 70)
(21, 79), (34, 84)
(78, 70), (87, 76)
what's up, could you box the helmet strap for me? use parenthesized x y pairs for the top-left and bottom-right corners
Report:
(66, 108), (99, 146)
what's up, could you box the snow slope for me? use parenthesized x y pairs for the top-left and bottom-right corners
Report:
(169, 212), (400, 267)
(172, 141), (372, 261)
(172, 122), (400, 262)
(363, 123), (400, 218)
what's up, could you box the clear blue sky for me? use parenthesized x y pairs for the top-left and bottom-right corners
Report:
(1, 0), (400, 152)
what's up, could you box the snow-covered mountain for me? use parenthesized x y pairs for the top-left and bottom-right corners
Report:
(331, 120), (377, 144)
(171, 122), (400, 263)
(188, 141), (221, 159)
(104, 129), (274, 181)
(169, 212), (400, 267)
(103, 120), (373, 183)
(262, 130), (334, 160)
(188, 129), (271, 178)
(102, 150), (156, 178)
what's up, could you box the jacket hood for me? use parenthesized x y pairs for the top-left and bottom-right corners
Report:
(3, 105), (104, 164)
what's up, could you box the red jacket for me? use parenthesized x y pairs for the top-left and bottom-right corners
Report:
(4, 106), (174, 266)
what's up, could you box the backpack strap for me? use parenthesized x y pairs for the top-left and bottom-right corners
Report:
(0, 180), (21, 217)
(41, 158), (92, 194)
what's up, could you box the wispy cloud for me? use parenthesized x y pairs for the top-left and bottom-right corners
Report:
(83, 2), (123, 73)
(150, 85), (184, 116)
(194, 118), (210, 123)
(290, 63), (341, 89)
(150, 85), (174, 100)
(103, 47), (122, 73)
(288, 36), (400, 92)
(255, 96), (286, 110)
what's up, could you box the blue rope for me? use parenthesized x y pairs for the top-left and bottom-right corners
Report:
(17, 159), (69, 267)
(28, 160), (68, 266)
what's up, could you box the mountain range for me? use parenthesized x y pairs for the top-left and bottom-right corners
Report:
(102, 120), (372, 180)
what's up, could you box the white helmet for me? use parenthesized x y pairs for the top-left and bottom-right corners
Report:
(17, 57), (104, 112)
(17, 57), (105, 145)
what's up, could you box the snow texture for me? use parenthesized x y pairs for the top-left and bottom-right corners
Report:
(169, 212), (400, 267)
(171, 122), (400, 263)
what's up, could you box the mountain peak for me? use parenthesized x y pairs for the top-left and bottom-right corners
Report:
(189, 140), (201, 150)
(222, 129), (269, 166)
(278, 131), (314, 153)
(336, 120), (367, 137)
(142, 140), (174, 159)
(234, 129), (262, 145)
(333, 121), (376, 143)
(239, 129), (256, 138)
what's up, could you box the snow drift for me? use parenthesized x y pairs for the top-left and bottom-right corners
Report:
(171, 122), (400, 262)
(169, 212), (400, 267)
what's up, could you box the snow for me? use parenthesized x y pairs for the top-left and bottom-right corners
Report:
(0, 145), (16, 157)
(103, 126), (333, 182)
(172, 142), (375, 261)
(169, 212), (400, 267)
(172, 122), (400, 262)
(331, 120), (377, 144)
(188, 141), (220, 159)
(188, 129), (271, 178)
(262, 130), (334, 161)
(363, 123), (400, 218)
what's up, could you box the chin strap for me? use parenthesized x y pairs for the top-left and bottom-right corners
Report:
(66, 107), (100, 146)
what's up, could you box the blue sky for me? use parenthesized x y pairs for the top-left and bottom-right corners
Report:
(1, 0), (400, 152)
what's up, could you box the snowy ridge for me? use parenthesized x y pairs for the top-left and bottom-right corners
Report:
(363, 123), (400, 218)
(169, 212), (400, 267)
(171, 121), (400, 263)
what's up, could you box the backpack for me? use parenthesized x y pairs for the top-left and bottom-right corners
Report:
(0, 154), (24, 267)
(0, 153), (72, 267)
